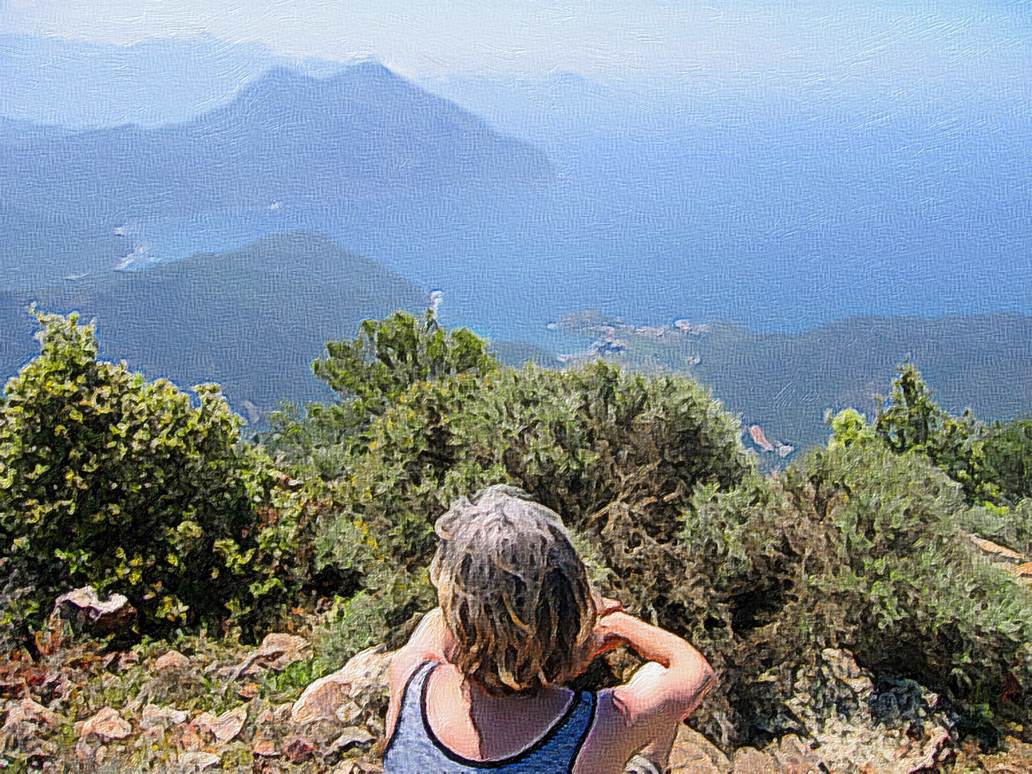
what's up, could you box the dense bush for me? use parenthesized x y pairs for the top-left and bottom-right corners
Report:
(960, 499), (1032, 556)
(787, 436), (1032, 718)
(266, 311), (498, 478)
(983, 418), (1032, 505)
(873, 363), (1032, 507)
(314, 360), (754, 568)
(0, 311), (306, 637)
(297, 325), (1031, 745)
(302, 357), (755, 708)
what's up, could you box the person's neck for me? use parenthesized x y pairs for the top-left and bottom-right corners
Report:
(455, 669), (564, 708)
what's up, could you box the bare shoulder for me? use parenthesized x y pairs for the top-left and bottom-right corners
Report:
(388, 647), (430, 693)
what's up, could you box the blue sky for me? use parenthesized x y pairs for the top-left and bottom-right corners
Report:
(2, 0), (1031, 89)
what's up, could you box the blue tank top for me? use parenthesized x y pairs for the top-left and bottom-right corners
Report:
(383, 660), (597, 774)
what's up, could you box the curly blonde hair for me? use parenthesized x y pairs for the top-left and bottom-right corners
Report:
(429, 485), (597, 695)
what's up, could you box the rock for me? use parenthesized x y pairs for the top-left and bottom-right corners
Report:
(253, 737), (280, 758)
(234, 632), (311, 678)
(1, 697), (62, 749)
(76, 710), (132, 747)
(668, 724), (731, 773)
(177, 750), (222, 771)
(238, 681), (260, 700)
(285, 735), (317, 763)
(3, 697), (61, 731)
(78, 706), (132, 742)
(323, 726), (376, 761)
(256, 702), (294, 728)
(905, 726), (953, 772)
(732, 747), (782, 773)
(46, 675), (73, 707)
(53, 586), (136, 636)
(191, 703), (248, 743)
(765, 649), (956, 774)
(292, 645), (391, 726)
(139, 703), (188, 731)
(153, 649), (190, 672)
(770, 734), (823, 773)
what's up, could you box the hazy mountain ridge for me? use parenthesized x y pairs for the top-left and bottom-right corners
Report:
(0, 233), (563, 420)
(0, 62), (555, 287)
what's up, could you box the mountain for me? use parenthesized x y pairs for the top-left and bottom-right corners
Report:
(0, 64), (554, 287)
(0, 34), (343, 129)
(1, 233), (425, 414)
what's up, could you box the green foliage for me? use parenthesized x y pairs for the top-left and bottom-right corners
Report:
(785, 442), (1032, 720)
(315, 360), (753, 573)
(316, 309), (497, 434)
(296, 318), (1031, 744)
(982, 418), (1032, 505)
(874, 362), (997, 503)
(265, 310), (499, 478)
(308, 353), (755, 741)
(827, 407), (877, 449)
(960, 499), (1032, 556)
(5, 309), (1030, 754)
(0, 310), (293, 636)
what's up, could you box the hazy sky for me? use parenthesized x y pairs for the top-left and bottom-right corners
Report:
(2, 0), (1031, 88)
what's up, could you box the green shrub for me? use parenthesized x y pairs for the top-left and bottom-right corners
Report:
(305, 356), (757, 740)
(314, 360), (754, 571)
(959, 499), (1032, 556)
(265, 310), (498, 477)
(983, 418), (1032, 506)
(875, 362), (998, 504)
(784, 439), (1032, 722)
(0, 311), (288, 635)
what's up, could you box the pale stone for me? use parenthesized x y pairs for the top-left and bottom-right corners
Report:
(234, 632), (311, 677)
(139, 703), (188, 731)
(153, 649), (190, 672)
(292, 645), (390, 725)
(53, 586), (136, 635)
(253, 737), (280, 758)
(191, 703), (247, 743)
(668, 724), (731, 773)
(78, 707), (131, 742)
(177, 750), (222, 771)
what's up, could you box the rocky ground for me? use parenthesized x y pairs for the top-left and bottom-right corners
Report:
(1, 589), (1029, 773)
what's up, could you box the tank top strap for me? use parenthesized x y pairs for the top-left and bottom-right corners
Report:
(403, 659), (438, 717)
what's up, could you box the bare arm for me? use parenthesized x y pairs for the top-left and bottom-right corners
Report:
(595, 612), (718, 759)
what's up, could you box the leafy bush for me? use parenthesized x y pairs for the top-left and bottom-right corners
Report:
(960, 499), (1032, 556)
(874, 362), (997, 504)
(10, 309), (1028, 753)
(296, 319), (1031, 746)
(983, 418), (1032, 505)
(308, 357), (760, 740)
(787, 440), (1032, 713)
(314, 360), (754, 570)
(265, 311), (498, 477)
(0, 311), (293, 636)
